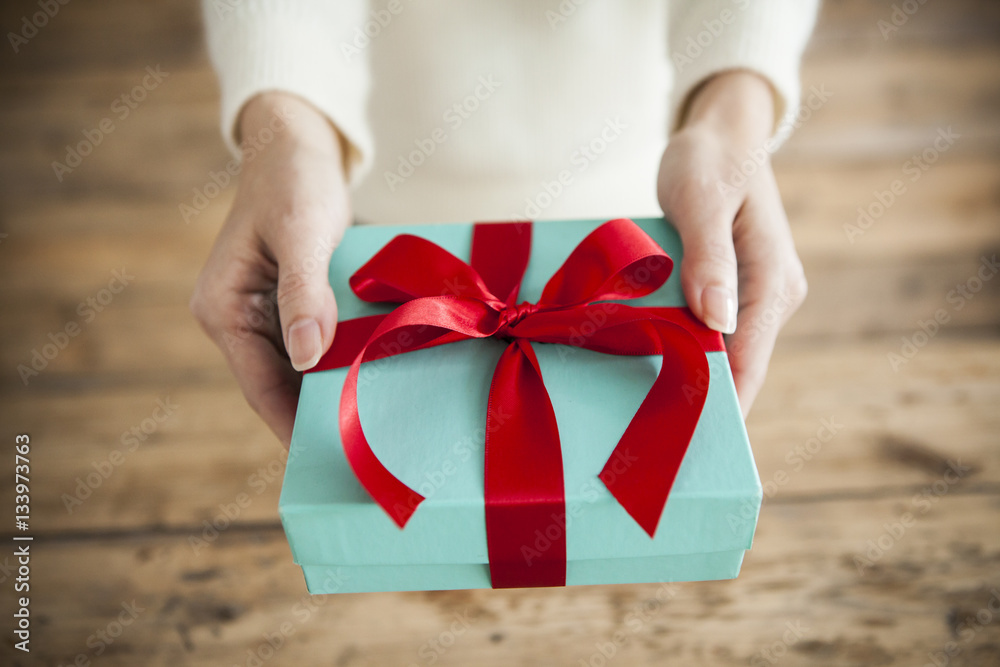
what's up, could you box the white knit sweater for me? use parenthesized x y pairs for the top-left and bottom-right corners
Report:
(203, 0), (818, 225)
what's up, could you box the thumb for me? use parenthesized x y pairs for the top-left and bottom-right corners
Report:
(673, 202), (739, 335)
(272, 222), (339, 372)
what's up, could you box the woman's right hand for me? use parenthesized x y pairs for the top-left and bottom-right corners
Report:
(657, 71), (808, 417)
(190, 91), (352, 446)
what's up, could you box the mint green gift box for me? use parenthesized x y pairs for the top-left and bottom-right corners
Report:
(279, 217), (762, 594)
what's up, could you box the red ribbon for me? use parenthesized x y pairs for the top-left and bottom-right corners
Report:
(308, 219), (724, 588)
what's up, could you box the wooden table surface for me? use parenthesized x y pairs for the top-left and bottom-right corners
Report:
(1, 1), (999, 665)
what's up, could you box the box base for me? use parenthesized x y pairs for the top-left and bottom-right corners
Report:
(299, 549), (748, 594)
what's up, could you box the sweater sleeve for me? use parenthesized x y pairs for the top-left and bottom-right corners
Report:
(201, 0), (373, 184)
(667, 0), (820, 144)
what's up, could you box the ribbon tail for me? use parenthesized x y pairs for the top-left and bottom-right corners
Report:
(484, 340), (567, 588)
(341, 353), (425, 528)
(598, 321), (710, 537)
(337, 297), (501, 528)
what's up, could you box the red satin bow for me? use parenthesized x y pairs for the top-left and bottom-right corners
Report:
(308, 219), (724, 588)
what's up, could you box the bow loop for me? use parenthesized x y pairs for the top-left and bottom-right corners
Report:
(350, 234), (500, 305)
(539, 218), (674, 307)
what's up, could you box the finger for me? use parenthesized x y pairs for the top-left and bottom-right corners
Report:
(224, 329), (302, 447)
(664, 179), (741, 336)
(726, 289), (782, 418)
(191, 262), (300, 446)
(726, 178), (807, 416)
(262, 209), (341, 371)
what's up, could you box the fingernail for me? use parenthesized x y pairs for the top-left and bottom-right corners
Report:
(288, 318), (322, 371)
(702, 286), (737, 334)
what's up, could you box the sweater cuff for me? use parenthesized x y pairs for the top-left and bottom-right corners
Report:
(668, 0), (819, 146)
(202, 0), (373, 185)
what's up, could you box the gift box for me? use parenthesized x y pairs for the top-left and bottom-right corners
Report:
(279, 217), (762, 594)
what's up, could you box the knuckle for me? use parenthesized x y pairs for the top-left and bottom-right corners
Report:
(242, 387), (268, 420)
(188, 280), (216, 329)
(270, 205), (341, 250)
(734, 355), (768, 394)
(688, 237), (737, 277)
(241, 377), (291, 420)
(275, 271), (317, 308)
(279, 201), (333, 227)
(784, 264), (809, 307)
(232, 292), (278, 340)
(241, 386), (263, 417)
(702, 237), (737, 264)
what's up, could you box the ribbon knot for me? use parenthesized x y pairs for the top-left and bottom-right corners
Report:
(495, 301), (540, 338)
(309, 219), (725, 588)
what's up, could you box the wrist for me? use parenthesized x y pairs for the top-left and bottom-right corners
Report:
(238, 91), (348, 167)
(678, 71), (775, 152)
